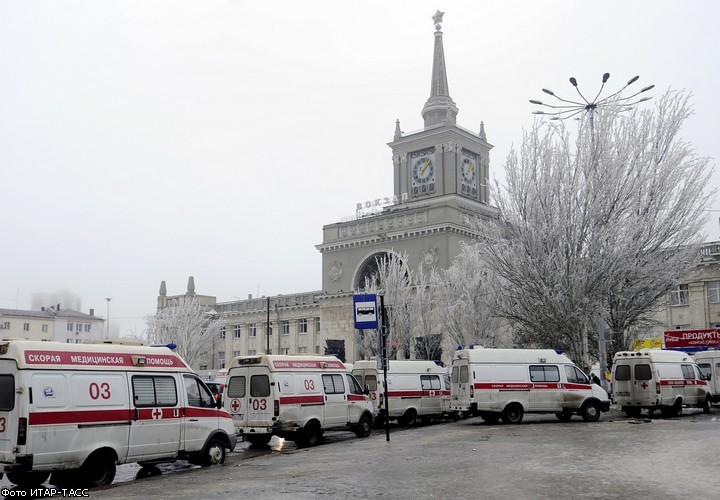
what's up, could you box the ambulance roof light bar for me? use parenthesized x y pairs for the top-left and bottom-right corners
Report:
(150, 343), (177, 350)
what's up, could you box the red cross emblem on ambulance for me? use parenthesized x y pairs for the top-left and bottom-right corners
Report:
(231, 399), (241, 413)
(152, 408), (163, 420)
(429, 390), (436, 396)
(640, 382), (648, 389)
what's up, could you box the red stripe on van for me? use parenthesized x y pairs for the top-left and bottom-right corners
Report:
(23, 350), (186, 368)
(348, 394), (367, 401)
(29, 409), (132, 425)
(473, 382), (567, 390)
(474, 383), (532, 390)
(659, 379), (708, 386)
(183, 407), (228, 418)
(279, 395), (325, 405)
(387, 390), (423, 398)
(564, 383), (592, 390)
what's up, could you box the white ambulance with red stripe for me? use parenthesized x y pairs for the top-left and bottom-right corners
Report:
(352, 359), (452, 426)
(611, 349), (712, 417)
(0, 339), (236, 489)
(450, 348), (610, 424)
(224, 355), (373, 447)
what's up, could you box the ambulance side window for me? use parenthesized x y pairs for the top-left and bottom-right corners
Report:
(322, 374), (345, 394)
(564, 366), (579, 384)
(132, 376), (178, 407)
(250, 375), (270, 397)
(365, 374), (378, 391)
(184, 375), (215, 408)
(697, 364), (711, 380)
(226, 376), (246, 398)
(681, 365), (695, 380)
(0, 374), (14, 411)
(444, 374), (451, 390)
(346, 374), (363, 395)
(529, 365), (560, 383)
(421, 375), (441, 390)
(565, 366), (589, 384)
(634, 364), (652, 381)
(615, 365), (630, 381)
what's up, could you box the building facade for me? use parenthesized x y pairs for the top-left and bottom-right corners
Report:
(0, 306), (105, 343)
(647, 241), (720, 337)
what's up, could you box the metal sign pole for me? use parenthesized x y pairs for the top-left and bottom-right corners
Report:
(380, 294), (390, 442)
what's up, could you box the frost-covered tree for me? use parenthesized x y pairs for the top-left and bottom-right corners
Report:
(412, 263), (444, 361)
(435, 242), (501, 350)
(146, 296), (226, 368)
(480, 90), (714, 368)
(363, 251), (414, 360)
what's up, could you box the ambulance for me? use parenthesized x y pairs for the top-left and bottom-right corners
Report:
(611, 349), (712, 417)
(450, 348), (610, 424)
(352, 359), (452, 426)
(223, 355), (374, 447)
(0, 339), (237, 488)
(694, 350), (720, 403)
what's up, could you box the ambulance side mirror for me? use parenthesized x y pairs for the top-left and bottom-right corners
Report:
(364, 384), (370, 395)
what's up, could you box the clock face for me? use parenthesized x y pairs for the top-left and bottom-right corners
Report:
(412, 156), (435, 192)
(460, 153), (478, 197)
(461, 157), (476, 183)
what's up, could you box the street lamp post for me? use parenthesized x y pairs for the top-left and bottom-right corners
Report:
(530, 73), (654, 388)
(105, 298), (112, 340)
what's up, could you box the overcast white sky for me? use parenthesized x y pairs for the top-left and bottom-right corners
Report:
(2, 1), (718, 337)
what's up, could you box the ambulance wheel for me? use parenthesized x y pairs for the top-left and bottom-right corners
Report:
(80, 451), (116, 487)
(661, 400), (683, 418)
(6, 470), (50, 487)
(354, 414), (373, 438)
(247, 434), (273, 447)
(296, 422), (322, 447)
(555, 409), (573, 422)
(398, 409), (417, 427)
(199, 437), (226, 466)
(501, 404), (524, 424)
(580, 401), (601, 422)
(479, 412), (500, 424)
(703, 397), (711, 414)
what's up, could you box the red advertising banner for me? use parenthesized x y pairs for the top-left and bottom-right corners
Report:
(663, 329), (720, 349)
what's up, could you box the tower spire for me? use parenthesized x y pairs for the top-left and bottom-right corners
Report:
(421, 10), (458, 128)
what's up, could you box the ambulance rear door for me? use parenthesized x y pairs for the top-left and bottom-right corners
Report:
(420, 374), (443, 414)
(614, 359), (654, 404)
(451, 357), (472, 410)
(245, 366), (275, 427)
(0, 360), (19, 464)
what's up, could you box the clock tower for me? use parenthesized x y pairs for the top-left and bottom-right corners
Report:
(391, 10), (492, 206)
(317, 11), (497, 297)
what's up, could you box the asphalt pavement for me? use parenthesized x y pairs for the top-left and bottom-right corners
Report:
(8, 408), (720, 500)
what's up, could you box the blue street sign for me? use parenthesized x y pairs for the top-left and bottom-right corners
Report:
(353, 294), (378, 330)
